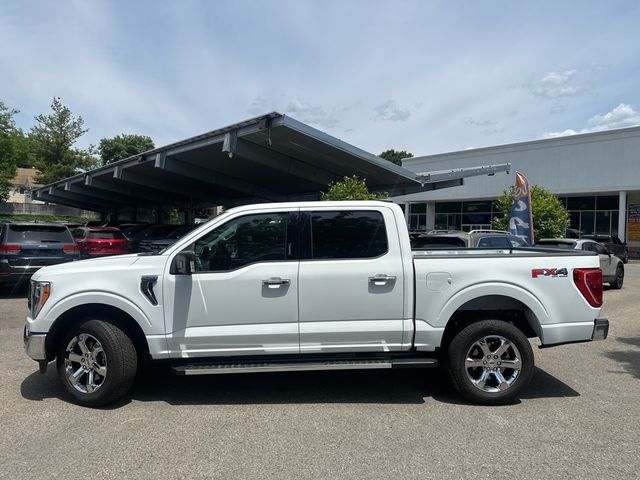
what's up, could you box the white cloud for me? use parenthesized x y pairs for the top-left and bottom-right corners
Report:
(247, 96), (339, 129)
(528, 70), (579, 99)
(542, 103), (640, 138)
(372, 100), (411, 122)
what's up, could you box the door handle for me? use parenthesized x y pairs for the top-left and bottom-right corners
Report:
(368, 274), (396, 285)
(262, 277), (291, 288)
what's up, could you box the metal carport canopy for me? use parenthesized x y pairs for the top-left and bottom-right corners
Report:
(32, 112), (510, 211)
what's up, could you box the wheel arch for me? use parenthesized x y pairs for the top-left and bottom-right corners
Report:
(45, 303), (150, 362)
(438, 284), (548, 352)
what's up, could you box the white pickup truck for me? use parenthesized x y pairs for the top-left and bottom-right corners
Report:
(24, 201), (609, 407)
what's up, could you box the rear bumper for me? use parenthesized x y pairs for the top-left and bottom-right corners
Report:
(592, 318), (609, 341)
(540, 318), (609, 348)
(23, 324), (47, 361)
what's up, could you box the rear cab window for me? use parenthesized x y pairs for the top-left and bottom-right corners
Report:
(302, 210), (388, 260)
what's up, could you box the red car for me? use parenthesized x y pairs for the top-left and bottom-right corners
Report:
(71, 227), (131, 258)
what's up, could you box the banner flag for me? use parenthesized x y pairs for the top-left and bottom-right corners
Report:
(508, 172), (534, 244)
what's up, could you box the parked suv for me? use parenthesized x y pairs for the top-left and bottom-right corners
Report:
(536, 238), (624, 289)
(0, 222), (79, 284)
(71, 227), (131, 258)
(581, 235), (628, 263)
(411, 229), (529, 250)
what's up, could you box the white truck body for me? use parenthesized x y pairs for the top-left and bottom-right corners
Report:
(24, 201), (609, 406)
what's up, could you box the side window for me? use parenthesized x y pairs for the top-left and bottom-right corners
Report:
(478, 236), (510, 248)
(593, 243), (606, 255)
(306, 210), (388, 260)
(192, 213), (289, 272)
(583, 242), (597, 252)
(509, 237), (528, 247)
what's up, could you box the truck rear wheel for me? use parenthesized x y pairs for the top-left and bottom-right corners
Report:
(446, 320), (534, 405)
(56, 319), (137, 407)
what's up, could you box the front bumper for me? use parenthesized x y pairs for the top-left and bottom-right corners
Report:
(23, 324), (47, 361)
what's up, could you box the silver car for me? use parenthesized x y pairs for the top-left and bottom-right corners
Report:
(536, 238), (624, 289)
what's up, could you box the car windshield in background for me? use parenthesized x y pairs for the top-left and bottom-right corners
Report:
(7, 225), (72, 243)
(536, 240), (577, 249)
(88, 231), (126, 240)
(412, 236), (467, 249)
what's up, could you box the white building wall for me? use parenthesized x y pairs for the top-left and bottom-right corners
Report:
(393, 126), (640, 253)
(395, 126), (640, 202)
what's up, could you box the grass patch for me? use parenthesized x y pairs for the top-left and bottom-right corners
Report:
(0, 214), (97, 223)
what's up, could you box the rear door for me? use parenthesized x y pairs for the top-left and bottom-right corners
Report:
(297, 206), (406, 353)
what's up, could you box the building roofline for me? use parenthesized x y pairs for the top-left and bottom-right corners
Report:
(404, 125), (640, 164)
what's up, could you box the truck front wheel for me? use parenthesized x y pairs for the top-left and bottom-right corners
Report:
(56, 319), (137, 407)
(447, 320), (534, 405)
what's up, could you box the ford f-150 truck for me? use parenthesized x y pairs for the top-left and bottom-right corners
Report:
(24, 201), (609, 407)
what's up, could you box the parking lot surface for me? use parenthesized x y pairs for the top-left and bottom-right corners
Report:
(1, 266), (639, 479)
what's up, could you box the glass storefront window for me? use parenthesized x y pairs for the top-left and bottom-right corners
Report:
(567, 196), (596, 210)
(435, 202), (462, 214)
(596, 211), (611, 234)
(581, 211), (595, 235)
(409, 203), (426, 214)
(463, 201), (492, 213)
(596, 196), (618, 210)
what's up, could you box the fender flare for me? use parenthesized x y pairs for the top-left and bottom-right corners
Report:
(438, 282), (550, 336)
(46, 291), (155, 334)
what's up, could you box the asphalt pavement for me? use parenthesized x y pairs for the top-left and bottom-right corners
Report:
(1, 266), (639, 479)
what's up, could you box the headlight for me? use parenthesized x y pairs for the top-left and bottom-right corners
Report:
(29, 281), (51, 319)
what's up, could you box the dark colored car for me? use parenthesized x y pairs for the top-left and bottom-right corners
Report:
(0, 222), (79, 284)
(138, 225), (195, 253)
(581, 235), (628, 263)
(71, 227), (131, 258)
(127, 224), (187, 253)
(411, 229), (529, 250)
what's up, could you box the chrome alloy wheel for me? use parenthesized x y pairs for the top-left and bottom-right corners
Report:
(464, 335), (522, 393)
(63, 333), (107, 394)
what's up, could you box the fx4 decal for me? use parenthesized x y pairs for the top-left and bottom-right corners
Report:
(532, 268), (568, 278)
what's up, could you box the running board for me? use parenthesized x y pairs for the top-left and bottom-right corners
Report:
(171, 358), (438, 376)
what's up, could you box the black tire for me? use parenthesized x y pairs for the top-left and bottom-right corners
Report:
(447, 320), (534, 405)
(610, 265), (624, 290)
(56, 319), (137, 407)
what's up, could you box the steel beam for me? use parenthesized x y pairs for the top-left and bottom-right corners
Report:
(154, 153), (288, 202)
(113, 165), (232, 205)
(226, 139), (337, 187)
(65, 181), (157, 208)
(35, 190), (104, 212)
(85, 175), (195, 208)
(51, 186), (129, 209)
(414, 164), (511, 185)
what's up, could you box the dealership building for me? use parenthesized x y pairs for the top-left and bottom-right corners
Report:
(394, 126), (640, 252)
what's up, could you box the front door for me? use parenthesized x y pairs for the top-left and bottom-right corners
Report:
(164, 209), (299, 358)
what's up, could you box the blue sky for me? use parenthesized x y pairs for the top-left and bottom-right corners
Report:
(1, 0), (639, 156)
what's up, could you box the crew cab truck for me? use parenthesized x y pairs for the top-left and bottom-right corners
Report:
(24, 201), (609, 407)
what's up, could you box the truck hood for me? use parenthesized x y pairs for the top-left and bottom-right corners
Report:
(32, 254), (145, 280)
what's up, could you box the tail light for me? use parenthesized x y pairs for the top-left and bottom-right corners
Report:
(63, 245), (79, 254)
(573, 268), (603, 308)
(0, 244), (21, 255)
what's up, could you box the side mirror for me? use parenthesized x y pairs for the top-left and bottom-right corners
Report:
(171, 250), (197, 275)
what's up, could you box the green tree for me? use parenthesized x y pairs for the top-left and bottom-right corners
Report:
(379, 149), (413, 166)
(98, 134), (155, 165)
(0, 101), (20, 201)
(29, 97), (97, 184)
(492, 185), (569, 240)
(320, 175), (388, 201)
